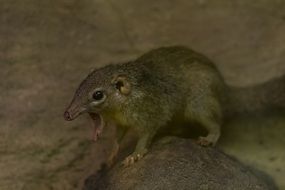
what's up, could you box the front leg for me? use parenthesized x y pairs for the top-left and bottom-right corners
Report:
(107, 126), (128, 167)
(123, 130), (156, 166)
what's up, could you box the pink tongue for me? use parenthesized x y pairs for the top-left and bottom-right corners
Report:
(89, 113), (104, 142)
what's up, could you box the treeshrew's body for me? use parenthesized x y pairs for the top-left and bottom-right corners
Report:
(64, 46), (285, 165)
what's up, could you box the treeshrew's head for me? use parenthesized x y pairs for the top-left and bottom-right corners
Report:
(63, 64), (133, 121)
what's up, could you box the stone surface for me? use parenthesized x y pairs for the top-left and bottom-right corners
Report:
(84, 137), (276, 190)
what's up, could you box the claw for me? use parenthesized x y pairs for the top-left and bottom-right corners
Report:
(196, 136), (213, 146)
(137, 154), (142, 160)
(122, 153), (145, 167)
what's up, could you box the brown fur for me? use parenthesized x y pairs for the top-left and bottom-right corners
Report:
(64, 46), (285, 165)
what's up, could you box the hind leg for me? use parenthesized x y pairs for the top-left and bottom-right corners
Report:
(185, 94), (223, 146)
(196, 117), (221, 146)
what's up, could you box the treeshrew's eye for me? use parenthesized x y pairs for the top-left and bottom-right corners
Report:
(92, 91), (104, 100)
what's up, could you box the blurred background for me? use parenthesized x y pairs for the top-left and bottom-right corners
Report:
(0, 0), (285, 189)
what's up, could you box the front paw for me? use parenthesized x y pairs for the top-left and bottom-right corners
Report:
(122, 149), (147, 166)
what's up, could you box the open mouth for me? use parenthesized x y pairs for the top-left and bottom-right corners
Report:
(63, 103), (105, 142)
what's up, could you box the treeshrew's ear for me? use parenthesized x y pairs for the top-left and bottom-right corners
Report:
(111, 75), (131, 95)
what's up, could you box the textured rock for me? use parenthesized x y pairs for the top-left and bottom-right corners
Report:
(84, 137), (276, 190)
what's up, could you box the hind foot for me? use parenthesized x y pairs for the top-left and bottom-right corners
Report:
(197, 133), (220, 147)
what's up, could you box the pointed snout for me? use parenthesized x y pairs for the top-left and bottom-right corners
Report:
(63, 106), (87, 121)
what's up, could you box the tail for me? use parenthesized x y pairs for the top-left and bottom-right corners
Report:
(224, 75), (285, 118)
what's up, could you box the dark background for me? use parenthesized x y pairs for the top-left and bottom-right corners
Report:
(0, 0), (284, 189)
